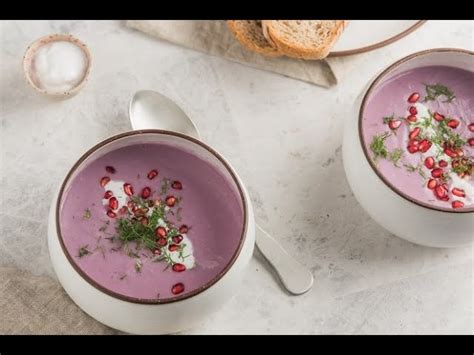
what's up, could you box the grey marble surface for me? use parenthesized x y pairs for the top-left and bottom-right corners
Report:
(0, 20), (473, 334)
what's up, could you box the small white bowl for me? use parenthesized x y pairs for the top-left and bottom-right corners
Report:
(343, 48), (474, 248)
(48, 130), (256, 334)
(23, 34), (91, 98)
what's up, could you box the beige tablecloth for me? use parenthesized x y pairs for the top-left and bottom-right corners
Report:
(0, 266), (119, 334)
(127, 20), (354, 88)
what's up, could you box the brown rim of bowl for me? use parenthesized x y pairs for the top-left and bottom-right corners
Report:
(359, 48), (474, 214)
(23, 34), (91, 97)
(55, 129), (249, 304)
(329, 20), (426, 57)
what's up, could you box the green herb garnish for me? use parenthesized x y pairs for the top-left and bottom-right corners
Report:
(98, 220), (110, 232)
(83, 208), (91, 220)
(134, 259), (142, 273)
(117, 209), (163, 251)
(370, 132), (390, 161)
(94, 245), (106, 259)
(77, 245), (91, 258)
(403, 163), (426, 178)
(388, 149), (404, 167)
(423, 83), (455, 103)
(404, 163), (418, 173)
(383, 114), (395, 124)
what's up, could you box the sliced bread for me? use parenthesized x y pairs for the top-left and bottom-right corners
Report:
(262, 20), (348, 60)
(227, 20), (282, 57)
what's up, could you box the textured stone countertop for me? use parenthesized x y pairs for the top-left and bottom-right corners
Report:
(0, 20), (472, 334)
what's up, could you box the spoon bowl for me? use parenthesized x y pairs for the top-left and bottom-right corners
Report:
(129, 90), (200, 138)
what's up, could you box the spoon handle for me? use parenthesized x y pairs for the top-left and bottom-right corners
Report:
(255, 224), (314, 295)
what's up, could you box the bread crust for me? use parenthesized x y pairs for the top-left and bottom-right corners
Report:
(264, 20), (347, 60)
(261, 20), (277, 48)
(227, 20), (282, 57)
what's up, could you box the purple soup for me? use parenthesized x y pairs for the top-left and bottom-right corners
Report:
(362, 66), (474, 211)
(59, 142), (245, 301)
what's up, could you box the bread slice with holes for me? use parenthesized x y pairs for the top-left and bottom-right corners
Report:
(261, 20), (348, 60)
(227, 20), (282, 57)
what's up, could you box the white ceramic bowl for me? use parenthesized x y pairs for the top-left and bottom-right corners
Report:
(48, 130), (255, 334)
(23, 34), (91, 98)
(343, 48), (474, 248)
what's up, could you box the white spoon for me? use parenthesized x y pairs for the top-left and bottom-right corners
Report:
(129, 90), (314, 295)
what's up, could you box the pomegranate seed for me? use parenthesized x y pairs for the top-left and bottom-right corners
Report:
(406, 115), (417, 123)
(171, 283), (184, 295)
(165, 196), (176, 207)
(100, 176), (110, 187)
(447, 119), (459, 129)
(123, 183), (134, 196)
(155, 226), (167, 238)
(434, 185), (447, 200)
(157, 237), (167, 246)
(147, 169), (158, 180)
(168, 244), (179, 252)
(433, 112), (445, 122)
(455, 149), (464, 157)
(452, 200), (464, 209)
(407, 140), (419, 153)
(438, 160), (448, 168)
(418, 139), (432, 153)
(468, 138), (474, 147)
(154, 248), (161, 256)
(408, 92), (420, 103)
(140, 217), (149, 226)
(427, 179), (437, 190)
(109, 197), (118, 210)
(119, 206), (128, 215)
(452, 188), (466, 198)
(452, 160), (459, 169)
(431, 168), (443, 178)
(468, 123), (474, 132)
(172, 263), (186, 272)
(107, 209), (116, 218)
(424, 157), (435, 169)
(127, 201), (136, 209)
(444, 148), (457, 158)
(172, 235), (183, 244)
(409, 127), (420, 140)
(171, 180), (183, 190)
(105, 166), (116, 174)
(179, 225), (188, 234)
(409, 106), (418, 115)
(104, 190), (113, 199)
(141, 187), (151, 199)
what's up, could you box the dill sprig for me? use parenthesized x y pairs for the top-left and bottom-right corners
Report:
(370, 132), (390, 161)
(117, 211), (161, 251)
(134, 259), (143, 273)
(77, 245), (92, 258)
(388, 149), (404, 167)
(83, 208), (91, 220)
(423, 83), (455, 103)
